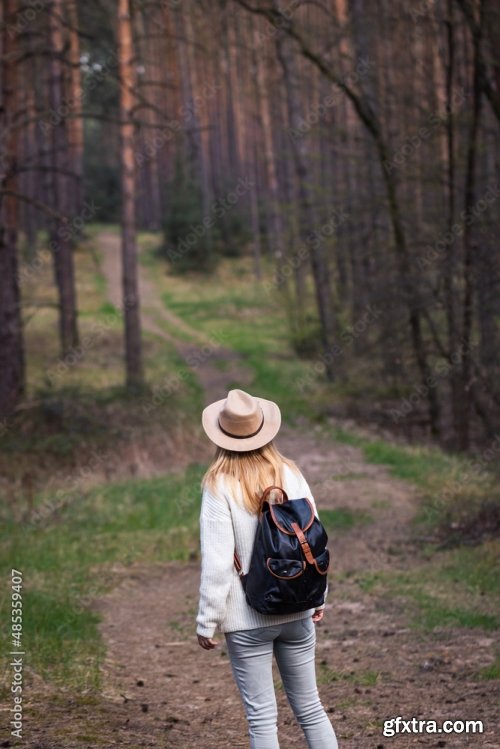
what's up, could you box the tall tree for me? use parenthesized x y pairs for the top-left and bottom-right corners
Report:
(118, 0), (143, 387)
(48, 0), (79, 356)
(237, 0), (442, 429)
(0, 0), (25, 419)
(458, 0), (484, 450)
(275, 25), (337, 380)
(251, 18), (285, 264)
(172, 0), (210, 212)
(66, 0), (84, 218)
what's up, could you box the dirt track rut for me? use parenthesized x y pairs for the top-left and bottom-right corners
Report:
(85, 232), (499, 748)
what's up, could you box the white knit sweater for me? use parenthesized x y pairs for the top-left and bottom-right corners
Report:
(196, 463), (328, 638)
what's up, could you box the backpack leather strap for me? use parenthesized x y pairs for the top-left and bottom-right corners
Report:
(233, 551), (244, 577)
(292, 522), (328, 575)
(233, 551), (247, 590)
(261, 486), (289, 504)
(291, 521), (316, 566)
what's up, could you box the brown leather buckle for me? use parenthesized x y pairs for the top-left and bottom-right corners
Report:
(291, 521), (316, 566)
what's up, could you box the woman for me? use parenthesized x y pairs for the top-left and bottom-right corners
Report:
(196, 388), (339, 749)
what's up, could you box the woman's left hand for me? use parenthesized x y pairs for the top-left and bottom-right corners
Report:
(312, 609), (324, 623)
(197, 634), (219, 649)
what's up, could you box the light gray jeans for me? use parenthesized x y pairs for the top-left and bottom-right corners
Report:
(224, 617), (338, 749)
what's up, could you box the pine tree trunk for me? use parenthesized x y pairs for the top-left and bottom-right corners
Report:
(252, 20), (285, 264)
(276, 29), (337, 380)
(118, 0), (143, 388)
(48, 0), (79, 356)
(458, 3), (484, 451)
(443, 0), (464, 449)
(66, 0), (84, 219)
(0, 0), (25, 419)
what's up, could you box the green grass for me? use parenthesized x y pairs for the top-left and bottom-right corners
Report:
(18, 226), (205, 404)
(318, 663), (380, 686)
(145, 238), (499, 641)
(6, 225), (498, 698)
(405, 590), (498, 630)
(437, 543), (499, 595)
(134, 238), (334, 421)
(331, 427), (460, 489)
(0, 463), (206, 690)
(477, 658), (500, 680)
(329, 471), (370, 481)
(97, 301), (119, 317)
(137, 230), (161, 268)
(2, 228), (204, 489)
(16, 589), (105, 689)
(355, 540), (499, 632)
(330, 425), (498, 543)
(356, 571), (384, 593)
(320, 507), (373, 532)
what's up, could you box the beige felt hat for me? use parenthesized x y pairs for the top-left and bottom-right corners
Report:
(201, 388), (281, 452)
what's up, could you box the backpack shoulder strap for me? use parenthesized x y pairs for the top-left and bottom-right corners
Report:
(233, 486), (289, 576)
(233, 550), (245, 577)
(261, 485), (289, 505)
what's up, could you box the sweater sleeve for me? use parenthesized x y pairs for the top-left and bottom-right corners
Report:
(196, 485), (235, 638)
(299, 471), (329, 611)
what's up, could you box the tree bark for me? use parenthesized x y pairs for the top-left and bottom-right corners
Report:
(48, 0), (79, 356)
(443, 0), (464, 449)
(66, 0), (84, 219)
(458, 0), (484, 451)
(0, 0), (25, 419)
(173, 1), (211, 213)
(238, 0), (441, 425)
(275, 26), (337, 380)
(118, 0), (143, 388)
(251, 18), (285, 265)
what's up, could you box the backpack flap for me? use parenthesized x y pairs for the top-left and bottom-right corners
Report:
(266, 496), (315, 535)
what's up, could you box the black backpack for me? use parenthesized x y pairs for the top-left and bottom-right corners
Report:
(233, 485), (330, 615)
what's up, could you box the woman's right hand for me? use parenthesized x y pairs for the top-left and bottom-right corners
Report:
(312, 609), (324, 623)
(197, 634), (219, 649)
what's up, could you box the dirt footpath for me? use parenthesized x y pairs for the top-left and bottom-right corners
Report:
(92, 230), (497, 748)
(88, 423), (497, 748)
(17, 232), (496, 749)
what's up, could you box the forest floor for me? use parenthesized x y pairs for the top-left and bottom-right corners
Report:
(3, 230), (498, 748)
(88, 435), (498, 749)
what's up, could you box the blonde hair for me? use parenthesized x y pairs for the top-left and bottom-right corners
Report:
(201, 440), (301, 514)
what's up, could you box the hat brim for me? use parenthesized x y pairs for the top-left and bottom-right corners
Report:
(202, 395), (281, 452)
